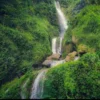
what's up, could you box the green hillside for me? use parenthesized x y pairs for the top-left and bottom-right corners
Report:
(0, 0), (100, 99)
(43, 53), (100, 99)
(0, 0), (58, 85)
(42, 0), (100, 99)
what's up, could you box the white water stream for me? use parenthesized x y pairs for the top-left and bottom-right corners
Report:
(30, 1), (68, 99)
(30, 70), (47, 99)
(52, 1), (68, 55)
(52, 38), (57, 54)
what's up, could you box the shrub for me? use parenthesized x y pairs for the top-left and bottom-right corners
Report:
(43, 53), (100, 99)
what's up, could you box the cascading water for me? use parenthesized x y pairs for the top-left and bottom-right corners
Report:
(52, 38), (57, 54)
(58, 37), (63, 54)
(50, 0), (68, 66)
(55, 1), (68, 37)
(30, 1), (68, 99)
(52, 1), (68, 54)
(30, 70), (47, 99)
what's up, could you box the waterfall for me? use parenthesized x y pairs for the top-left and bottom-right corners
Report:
(57, 37), (63, 54)
(30, 70), (47, 99)
(52, 1), (68, 55)
(52, 38), (57, 54)
(51, 59), (65, 67)
(55, 1), (68, 37)
(30, 1), (68, 99)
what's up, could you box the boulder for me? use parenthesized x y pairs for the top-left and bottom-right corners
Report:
(42, 60), (52, 67)
(65, 51), (78, 62)
(46, 54), (61, 60)
(65, 56), (71, 62)
(70, 51), (77, 56)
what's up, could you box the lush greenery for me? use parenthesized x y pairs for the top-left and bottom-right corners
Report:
(43, 53), (100, 99)
(0, 0), (58, 86)
(42, 0), (100, 99)
(62, 0), (100, 57)
(0, 0), (100, 99)
(0, 70), (38, 99)
(71, 5), (100, 50)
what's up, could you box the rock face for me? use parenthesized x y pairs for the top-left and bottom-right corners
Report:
(46, 54), (61, 60)
(65, 56), (71, 62)
(65, 51), (77, 62)
(42, 60), (52, 67)
(42, 54), (61, 67)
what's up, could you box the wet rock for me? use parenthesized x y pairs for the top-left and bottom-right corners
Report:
(74, 56), (80, 61)
(42, 60), (52, 67)
(46, 54), (61, 60)
(71, 51), (77, 56)
(65, 56), (71, 62)
(65, 51), (78, 62)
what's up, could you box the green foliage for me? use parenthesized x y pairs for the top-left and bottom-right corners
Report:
(33, 1), (58, 26)
(0, 70), (38, 99)
(71, 5), (100, 50)
(43, 53), (100, 99)
(85, 0), (100, 5)
(63, 3), (100, 53)
(74, 53), (100, 99)
(0, 0), (58, 85)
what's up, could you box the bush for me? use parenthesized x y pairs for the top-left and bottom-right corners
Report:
(0, 0), (58, 86)
(71, 5), (100, 50)
(0, 70), (38, 99)
(43, 53), (100, 99)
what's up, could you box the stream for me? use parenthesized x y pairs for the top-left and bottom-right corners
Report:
(30, 1), (68, 99)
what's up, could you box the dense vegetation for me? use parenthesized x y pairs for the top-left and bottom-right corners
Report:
(0, 70), (38, 99)
(0, 0), (58, 86)
(0, 0), (100, 99)
(71, 5), (100, 50)
(43, 53), (100, 99)
(62, 0), (100, 55)
(42, 0), (100, 99)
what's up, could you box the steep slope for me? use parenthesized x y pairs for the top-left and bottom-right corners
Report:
(63, 0), (100, 56)
(43, 53), (100, 99)
(0, 0), (58, 86)
(0, 70), (38, 99)
(0, 0), (100, 99)
(42, 0), (100, 99)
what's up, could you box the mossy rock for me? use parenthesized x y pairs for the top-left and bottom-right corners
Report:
(77, 44), (95, 55)
(65, 51), (77, 62)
